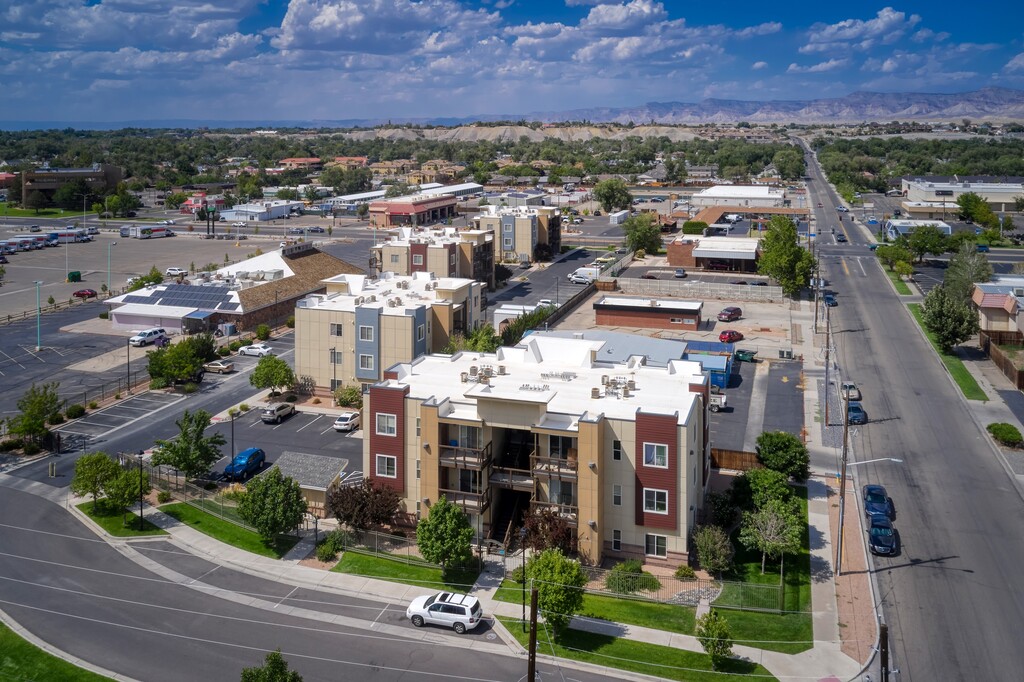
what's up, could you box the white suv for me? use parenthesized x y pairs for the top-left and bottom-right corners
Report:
(129, 328), (167, 347)
(165, 267), (187, 277)
(239, 343), (274, 357)
(406, 592), (483, 634)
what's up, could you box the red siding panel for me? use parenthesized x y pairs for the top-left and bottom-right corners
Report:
(634, 411), (679, 531)
(368, 384), (410, 494)
(595, 309), (700, 331)
(410, 243), (428, 273)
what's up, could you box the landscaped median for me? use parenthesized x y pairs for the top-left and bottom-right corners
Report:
(0, 621), (113, 682)
(885, 267), (913, 295)
(908, 303), (988, 401)
(77, 501), (167, 537)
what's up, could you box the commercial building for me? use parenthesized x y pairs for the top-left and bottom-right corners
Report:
(474, 205), (562, 264)
(690, 185), (785, 208)
(594, 297), (703, 331)
(21, 164), (123, 205)
(482, 190), (548, 208)
(323, 183), (444, 211)
(220, 200), (306, 222)
(293, 271), (485, 394)
(884, 219), (951, 241)
(900, 178), (1024, 217)
(371, 226), (495, 288)
(667, 236), (761, 272)
(368, 193), (459, 228)
(363, 334), (711, 565)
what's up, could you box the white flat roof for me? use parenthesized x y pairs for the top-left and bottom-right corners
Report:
(909, 180), (1024, 193)
(111, 303), (197, 317)
(387, 335), (704, 425)
(298, 272), (476, 315)
(695, 185), (781, 199)
(420, 182), (482, 196)
(595, 296), (702, 313)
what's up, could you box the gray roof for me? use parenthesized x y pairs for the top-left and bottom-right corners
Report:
(528, 329), (687, 367)
(271, 451), (347, 491)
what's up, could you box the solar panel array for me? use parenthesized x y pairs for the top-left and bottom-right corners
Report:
(123, 284), (239, 311)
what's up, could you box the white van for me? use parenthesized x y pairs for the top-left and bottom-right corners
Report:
(129, 328), (168, 347)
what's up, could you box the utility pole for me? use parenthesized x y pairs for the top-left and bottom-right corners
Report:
(813, 254), (821, 334)
(880, 622), (890, 682)
(836, 374), (851, 577)
(823, 303), (831, 425)
(527, 587), (539, 682)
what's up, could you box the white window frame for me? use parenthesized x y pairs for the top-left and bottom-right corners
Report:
(359, 354), (374, 370)
(359, 325), (374, 341)
(450, 254), (456, 265)
(417, 324), (425, 341)
(416, 459), (421, 479)
(329, 323), (344, 337)
(612, 484), (622, 506)
(643, 442), (668, 469)
(329, 349), (343, 365)
(412, 254), (424, 265)
(376, 413), (397, 436)
(643, 488), (668, 514)
(612, 440), (622, 461)
(416, 417), (421, 436)
(390, 253), (400, 264)
(503, 237), (513, 248)
(612, 529), (621, 551)
(645, 533), (667, 558)
(375, 454), (397, 478)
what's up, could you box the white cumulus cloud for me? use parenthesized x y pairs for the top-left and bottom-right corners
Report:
(787, 58), (849, 74)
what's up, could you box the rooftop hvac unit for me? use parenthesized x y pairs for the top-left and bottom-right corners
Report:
(355, 296), (364, 305)
(470, 366), (478, 376)
(461, 372), (469, 383)
(478, 375), (490, 385)
(591, 387), (602, 399)
(498, 365), (506, 375)
(387, 299), (395, 307)
(483, 366), (493, 377)
(367, 295), (377, 302)
(601, 375), (609, 385)
(622, 386), (631, 397)
(1014, 288), (1024, 297)
(627, 379), (636, 391)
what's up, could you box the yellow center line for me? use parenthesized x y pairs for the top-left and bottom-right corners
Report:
(842, 258), (850, 276)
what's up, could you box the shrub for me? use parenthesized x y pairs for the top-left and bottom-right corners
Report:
(255, 324), (271, 341)
(66, 404), (86, 419)
(705, 490), (737, 527)
(674, 564), (697, 580)
(219, 483), (248, 502)
(315, 529), (351, 562)
(987, 422), (1023, 447)
(98, 311), (109, 320)
(692, 525), (734, 576)
(756, 431), (810, 482)
(635, 248), (646, 258)
(239, 403), (250, 412)
(150, 378), (169, 389)
(218, 346), (230, 357)
(229, 341), (242, 351)
(0, 439), (23, 452)
(335, 386), (363, 408)
(605, 558), (662, 594)
(88, 401), (98, 410)
(182, 382), (199, 394)
(682, 220), (708, 235)
(23, 442), (41, 455)
(312, 398), (321, 405)
(508, 565), (526, 584)
(157, 491), (172, 504)
(114, 392), (121, 400)
(284, 394), (297, 403)
(286, 315), (295, 328)
(48, 413), (65, 425)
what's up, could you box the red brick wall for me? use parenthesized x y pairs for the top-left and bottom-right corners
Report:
(410, 243), (428, 273)
(596, 308), (700, 331)
(634, 411), (679, 531)
(667, 239), (696, 267)
(368, 384), (410, 494)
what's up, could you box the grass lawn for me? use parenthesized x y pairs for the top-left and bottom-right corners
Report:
(77, 501), (167, 537)
(160, 503), (298, 559)
(0, 202), (90, 219)
(884, 268), (913, 295)
(0, 621), (113, 681)
(908, 303), (988, 401)
(331, 551), (479, 592)
(497, 616), (776, 682)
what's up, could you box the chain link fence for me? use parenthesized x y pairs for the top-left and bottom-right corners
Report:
(145, 462), (253, 531)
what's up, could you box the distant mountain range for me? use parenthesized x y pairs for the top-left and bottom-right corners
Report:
(2, 87), (1023, 131)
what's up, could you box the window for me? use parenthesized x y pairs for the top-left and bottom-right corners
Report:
(645, 534), (667, 558)
(390, 254), (400, 264)
(329, 323), (344, 337)
(416, 459), (421, 479)
(503, 223), (513, 233)
(612, 484), (622, 506)
(612, 529), (621, 551)
(330, 378), (342, 391)
(359, 354), (374, 370)
(416, 417), (421, 436)
(412, 254), (424, 265)
(612, 440), (622, 461)
(450, 254), (456, 265)
(359, 326), (374, 341)
(417, 324), (425, 342)
(375, 454), (396, 478)
(503, 237), (513, 248)
(669, 318), (683, 324)
(643, 443), (668, 468)
(376, 413), (396, 436)
(329, 349), (343, 365)
(643, 488), (668, 514)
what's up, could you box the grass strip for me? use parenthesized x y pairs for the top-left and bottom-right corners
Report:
(160, 502), (298, 558)
(496, 616), (776, 682)
(908, 304), (988, 401)
(77, 501), (167, 537)
(0, 621), (113, 681)
(331, 551), (479, 592)
(884, 268), (913, 295)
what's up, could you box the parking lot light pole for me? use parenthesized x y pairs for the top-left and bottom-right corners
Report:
(519, 526), (528, 633)
(107, 241), (117, 295)
(137, 450), (145, 530)
(126, 338), (131, 395)
(33, 280), (43, 351)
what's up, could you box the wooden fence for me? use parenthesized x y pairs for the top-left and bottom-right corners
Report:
(710, 448), (761, 471)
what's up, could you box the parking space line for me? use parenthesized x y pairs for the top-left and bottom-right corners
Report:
(295, 415), (322, 432)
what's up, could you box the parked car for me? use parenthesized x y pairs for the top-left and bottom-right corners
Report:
(224, 447), (266, 481)
(260, 403), (295, 424)
(128, 327), (168, 347)
(977, 244), (990, 253)
(165, 267), (187, 277)
(674, 268), (687, 278)
(717, 307), (742, 322)
(841, 381), (862, 401)
(287, 227), (304, 235)
(640, 274), (657, 280)
(0, 255), (7, 264)
(231, 221), (246, 227)
(862, 484), (894, 519)
(867, 515), (897, 555)
(572, 218), (583, 224)
(730, 280), (748, 285)
(719, 330), (744, 343)
(29, 225), (41, 232)
(568, 274), (593, 285)
(406, 592), (483, 634)
(847, 401), (868, 425)
(239, 343), (274, 357)
(867, 244), (879, 251)
(823, 294), (838, 307)
(72, 289), (98, 299)
(836, 234), (848, 243)
(836, 206), (849, 213)
(307, 226), (325, 233)
(333, 411), (361, 432)
(593, 210), (602, 216)
(202, 360), (235, 374)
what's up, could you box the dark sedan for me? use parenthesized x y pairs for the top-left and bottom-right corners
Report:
(867, 515), (897, 555)
(847, 401), (867, 425)
(862, 484), (893, 518)
(823, 293), (838, 307)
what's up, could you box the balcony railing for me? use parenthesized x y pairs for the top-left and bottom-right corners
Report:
(531, 452), (578, 478)
(530, 498), (578, 524)
(438, 486), (491, 513)
(490, 466), (533, 491)
(439, 441), (492, 469)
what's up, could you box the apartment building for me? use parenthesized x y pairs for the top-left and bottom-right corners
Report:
(293, 271), (485, 394)
(364, 335), (711, 566)
(372, 226), (496, 288)
(474, 205), (562, 264)
(279, 158), (323, 171)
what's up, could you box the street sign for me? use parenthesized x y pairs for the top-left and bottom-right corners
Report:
(809, 233), (816, 237)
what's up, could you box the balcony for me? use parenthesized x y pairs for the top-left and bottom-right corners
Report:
(531, 452), (578, 479)
(530, 497), (578, 525)
(439, 441), (492, 469)
(438, 486), (491, 513)
(490, 466), (533, 492)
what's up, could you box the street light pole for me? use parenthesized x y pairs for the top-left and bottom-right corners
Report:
(107, 241), (117, 295)
(519, 526), (528, 633)
(126, 338), (131, 395)
(34, 280), (43, 351)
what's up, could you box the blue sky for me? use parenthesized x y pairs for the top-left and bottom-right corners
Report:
(0, 0), (1021, 123)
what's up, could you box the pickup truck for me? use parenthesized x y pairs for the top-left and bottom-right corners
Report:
(709, 394), (727, 413)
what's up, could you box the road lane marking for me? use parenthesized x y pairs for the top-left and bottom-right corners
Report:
(841, 259), (850, 277)
(858, 259), (867, 277)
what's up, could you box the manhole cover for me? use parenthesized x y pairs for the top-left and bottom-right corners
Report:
(486, 633), (497, 640)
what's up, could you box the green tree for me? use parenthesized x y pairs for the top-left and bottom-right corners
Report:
(326, 479), (400, 536)
(165, 192), (188, 209)
(738, 498), (802, 574)
(755, 431), (810, 481)
(103, 466), (152, 526)
(945, 230), (977, 254)
(956, 192), (999, 228)
(1015, 196), (1024, 213)
(691, 525), (733, 576)
(442, 324), (501, 354)
(9, 382), (61, 444)
(921, 285), (979, 353)
(695, 611), (734, 670)
(875, 244), (912, 270)
(129, 265), (164, 292)
(416, 496), (474, 571)
(522, 508), (575, 555)
(526, 548), (587, 633)
(70, 452), (121, 507)
(238, 467), (307, 543)
(772, 148), (805, 180)
(385, 183), (419, 198)
(894, 260), (914, 281)
(275, 188), (299, 200)
(944, 241), (992, 303)
(303, 185), (321, 202)
(732, 467), (793, 511)
(757, 216), (814, 296)
(146, 339), (203, 385)
(682, 220), (708, 235)
(333, 386), (363, 408)
(622, 212), (662, 254)
(249, 355), (297, 395)
(52, 179), (93, 210)
(906, 224), (948, 263)
(24, 190), (47, 213)
(592, 178), (632, 212)
(151, 409), (226, 480)
(240, 650), (303, 682)
(356, 203), (369, 220)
